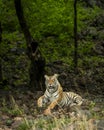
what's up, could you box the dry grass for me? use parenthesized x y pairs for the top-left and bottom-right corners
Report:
(1, 94), (103, 130)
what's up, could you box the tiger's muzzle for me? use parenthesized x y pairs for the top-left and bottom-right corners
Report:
(47, 85), (57, 93)
(48, 85), (56, 89)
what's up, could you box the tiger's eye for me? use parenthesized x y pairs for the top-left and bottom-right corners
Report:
(52, 79), (55, 82)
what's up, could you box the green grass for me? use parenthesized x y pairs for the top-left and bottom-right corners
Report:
(1, 96), (23, 117)
(1, 95), (103, 130)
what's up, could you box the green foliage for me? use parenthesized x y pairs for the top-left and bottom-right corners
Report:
(17, 119), (32, 130)
(1, 0), (104, 85)
(78, 41), (94, 56)
(21, 0), (103, 68)
(2, 108), (22, 117)
(77, 3), (102, 31)
(34, 116), (70, 130)
(1, 96), (23, 116)
(6, 119), (13, 126)
(1, 0), (19, 32)
(23, 0), (74, 40)
(17, 116), (71, 130)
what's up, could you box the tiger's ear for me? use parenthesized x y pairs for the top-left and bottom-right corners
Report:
(44, 75), (49, 80)
(54, 74), (59, 78)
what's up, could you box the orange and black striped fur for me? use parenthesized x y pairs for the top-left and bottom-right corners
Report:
(37, 74), (83, 115)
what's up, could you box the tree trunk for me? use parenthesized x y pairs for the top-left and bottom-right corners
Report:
(74, 0), (78, 72)
(0, 22), (3, 82)
(14, 0), (45, 90)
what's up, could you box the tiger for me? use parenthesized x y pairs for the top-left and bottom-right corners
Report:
(37, 74), (83, 115)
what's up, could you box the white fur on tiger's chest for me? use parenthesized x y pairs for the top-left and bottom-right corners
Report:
(45, 90), (59, 102)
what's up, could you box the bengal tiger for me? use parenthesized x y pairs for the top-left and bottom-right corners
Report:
(37, 74), (83, 115)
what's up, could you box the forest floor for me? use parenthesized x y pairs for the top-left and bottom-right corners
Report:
(0, 87), (104, 130)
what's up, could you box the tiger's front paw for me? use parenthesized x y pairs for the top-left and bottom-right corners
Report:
(44, 109), (51, 115)
(37, 97), (43, 107)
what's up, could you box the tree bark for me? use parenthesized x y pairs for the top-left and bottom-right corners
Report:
(14, 0), (45, 90)
(74, 0), (78, 72)
(0, 22), (3, 82)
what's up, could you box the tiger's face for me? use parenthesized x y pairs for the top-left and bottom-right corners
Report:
(44, 74), (59, 93)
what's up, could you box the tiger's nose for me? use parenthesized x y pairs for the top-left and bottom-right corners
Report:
(49, 84), (53, 87)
